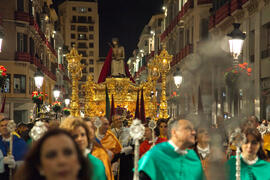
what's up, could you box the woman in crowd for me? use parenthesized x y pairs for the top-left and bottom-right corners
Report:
(227, 128), (270, 180)
(60, 117), (107, 180)
(14, 128), (90, 180)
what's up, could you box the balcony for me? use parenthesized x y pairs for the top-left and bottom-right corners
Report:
(161, 0), (194, 41)
(170, 44), (193, 67)
(208, 0), (250, 29)
(197, 0), (212, 5)
(261, 48), (270, 59)
(15, 52), (31, 62)
(30, 16), (57, 57)
(14, 11), (30, 22)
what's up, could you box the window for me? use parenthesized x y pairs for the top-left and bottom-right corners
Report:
(89, 34), (94, 40)
(72, 16), (76, 22)
(88, 8), (92, 12)
(89, 51), (94, 56)
(4, 74), (11, 93)
(89, 59), (94, 64)
(17, 0), (24, 11)
(71, 42), (75, 47)
(81, 75), (86, 82)
(30, 37), (35, 56)
(14, 74), (26, 93)
(158, 18), (162, 27)
(78, 16), (87, 23)
(72, 7), (76, 11)
(78, 34), (87, 40)
(144, 40), (148, 46)
(82, 67), (87, 73)
(17, 33), (27, 52)
(78, 51), (87, 57)
(89, 43), (94, 48)
(80, 59), (86, 64)
(79, 7), (87, 13)
(71, 34), (75, 39)
(29, 77), (34, 94)
(88, 16), (92, 22)
(77, 26), (88, 32)
(78, 42), (87, 48)
(89, 26), (94, 31)
(89, 67), (94, 73)
(71, 25), (75, 30)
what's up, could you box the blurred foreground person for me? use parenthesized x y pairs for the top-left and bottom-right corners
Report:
(14, 128), (90, 180)
(60, 117), (107, 180)
(138, 119), (205, 180)
(227, 128), (270, 180)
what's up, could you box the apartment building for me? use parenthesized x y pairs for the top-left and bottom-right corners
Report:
(128, 13), (164, 83)
(0, 0), (68, 122)
(58, 0), (99, 92)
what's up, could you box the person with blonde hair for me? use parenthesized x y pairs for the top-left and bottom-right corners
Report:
(60, 116), (106, 180)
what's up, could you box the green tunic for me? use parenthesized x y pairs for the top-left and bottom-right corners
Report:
(227, 156), (270, 180)
(87, 153), (107, 180)
(138, 142), (205, 180)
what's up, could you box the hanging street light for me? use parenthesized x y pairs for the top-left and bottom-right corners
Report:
(34, 69), (44, 90)
(227, 23), (246, 60)
(173, 68), (183, 88)
(64, 97), (70, 107)
(53, 85), (61, 100)
(0, 30), (3, 52)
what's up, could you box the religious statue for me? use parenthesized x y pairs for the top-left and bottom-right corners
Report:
(111, 38), (126, 77)
(98, 38), (135, 83)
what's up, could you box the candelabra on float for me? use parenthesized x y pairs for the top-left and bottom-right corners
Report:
(155, 45), (172, 119)
(66, 46), (84, 117)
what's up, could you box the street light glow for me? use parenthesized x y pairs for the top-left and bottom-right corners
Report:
(173, 68), (183, 88)
(227, 23), (246, 59)
(34, 70), (44, 90)
(53, 85), (61, 100)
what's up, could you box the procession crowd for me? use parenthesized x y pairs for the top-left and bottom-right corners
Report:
(0, 113), (270, 180)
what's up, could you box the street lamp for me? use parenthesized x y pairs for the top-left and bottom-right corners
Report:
(53, 85), (60, 100)
(227, 23), (246, 60)
(173, 68), (183, 88)
(64, 97), (70, 107)
(34, 69), (44, 90)
(0, 31), (3, 52)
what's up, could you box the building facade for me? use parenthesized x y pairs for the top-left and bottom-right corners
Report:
(0, 0), (69, 123)
(209, 0), (270, 121)
(58, 0), (99, 85)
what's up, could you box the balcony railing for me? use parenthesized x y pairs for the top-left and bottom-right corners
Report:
(170, 44), (193, 67)
(15, 53), (56, 81)
(15, 52), (31, 62)
(197, 0), (212, 5)
(14, 11), (30, 22)
(161, 0), (194, 41)
(30, 16), (57, 57)
(261, 48), (270, 59)
(208, 0), (250, 29)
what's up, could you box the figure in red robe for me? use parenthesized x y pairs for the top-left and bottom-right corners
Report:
(98, 38), (135, 83)
(139, 126), (167, 158)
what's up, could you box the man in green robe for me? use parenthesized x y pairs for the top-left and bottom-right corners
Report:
(138, 119), (205, 180)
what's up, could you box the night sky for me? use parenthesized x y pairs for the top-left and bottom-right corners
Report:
(53, 0), (163, 59)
